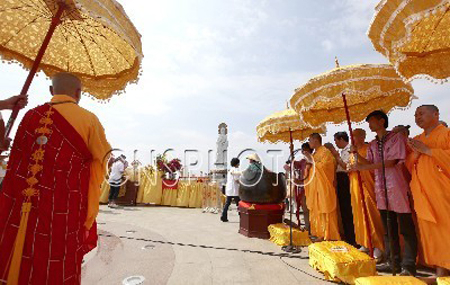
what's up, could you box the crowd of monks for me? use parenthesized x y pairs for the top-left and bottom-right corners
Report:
(297, 106), (450, 279)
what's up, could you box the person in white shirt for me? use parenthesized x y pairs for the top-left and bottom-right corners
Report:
(221, 158), (241, 222)
(108, 155), (127, 207)
(326, 131), (356, 246)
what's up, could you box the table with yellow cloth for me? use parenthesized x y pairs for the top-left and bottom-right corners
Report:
(100, 170), (218, 208)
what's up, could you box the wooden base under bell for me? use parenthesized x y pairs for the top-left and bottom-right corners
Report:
(238, 202), (285, 239)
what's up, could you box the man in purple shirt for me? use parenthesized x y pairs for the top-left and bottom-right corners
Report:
(352, 110), (417, 276)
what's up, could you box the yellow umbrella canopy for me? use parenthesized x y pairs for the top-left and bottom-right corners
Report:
(289, 63), (415, 127)
(0, 0), (143, 100)
(368, 0), (450, 81)
(256, 108), (325, 143)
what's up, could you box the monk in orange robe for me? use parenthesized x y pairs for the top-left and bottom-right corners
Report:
(349, 129), (385, 255)
(306, 133), (340, 241)
(0, 73), (111, 284)
(407, 105), (450, 278)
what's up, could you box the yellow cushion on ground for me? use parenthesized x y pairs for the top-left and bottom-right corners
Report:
(438, 277), (450, 285)
(268, 223), (311, 247)
(355, 276), (427, 285)
(308, 241), (376, 284)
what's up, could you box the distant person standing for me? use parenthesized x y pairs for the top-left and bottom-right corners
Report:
(108, 155), (127, 208)
(221, 158), (241, 222)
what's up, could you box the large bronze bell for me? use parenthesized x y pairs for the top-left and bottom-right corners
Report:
(239, 167), (287, 204)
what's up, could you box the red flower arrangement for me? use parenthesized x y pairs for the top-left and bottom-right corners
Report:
(156, 154), (182, 174)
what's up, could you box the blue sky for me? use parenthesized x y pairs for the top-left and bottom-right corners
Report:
(1, 0), (449, 173)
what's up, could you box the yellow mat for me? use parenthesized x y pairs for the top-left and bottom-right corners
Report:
(308, 241), (376, 284)
(438, 277), (450, 285)
(355, 276), (427, 285)
(268, 223), (311, 247)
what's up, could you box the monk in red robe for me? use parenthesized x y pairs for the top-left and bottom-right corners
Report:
(0, 73), (111, 284)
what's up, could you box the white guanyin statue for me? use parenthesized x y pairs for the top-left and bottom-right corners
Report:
(215, 123), (228, 169)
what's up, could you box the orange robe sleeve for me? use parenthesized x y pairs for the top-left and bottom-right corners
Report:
(429, 130), (450, 176)
(85, 115), (111, 229)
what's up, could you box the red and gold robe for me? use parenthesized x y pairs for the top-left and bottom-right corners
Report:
(0, 95), (110, 284)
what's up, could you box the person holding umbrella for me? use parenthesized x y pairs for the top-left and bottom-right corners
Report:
(351, 110), (417, 276)
(0, 95), (28, 150)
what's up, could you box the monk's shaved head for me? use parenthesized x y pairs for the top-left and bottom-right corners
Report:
(353, 128), (366, 138)
(418, 105), (439, 114)
(415, 104), (440, 130)
(353, 128), (366, 146)
(50, 72), (82, 102)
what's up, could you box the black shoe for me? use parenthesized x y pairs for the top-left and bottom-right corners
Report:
(220, 217), (228, 222)
(376, 262), (401, 273)
(399, 268), (416, 277)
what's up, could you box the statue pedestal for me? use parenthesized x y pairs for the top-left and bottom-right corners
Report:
(238, 201), (285, 239)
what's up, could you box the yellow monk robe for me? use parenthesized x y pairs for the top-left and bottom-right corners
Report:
(51, 94), (111, 229)
(349, 144), (385, 250)
(306, 145), (341, 240)
(406, 124), (450, 270)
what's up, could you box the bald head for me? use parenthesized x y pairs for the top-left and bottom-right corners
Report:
(353, 128), (366, 146)
(308, 133), (322, 149)
(415, 104), (440, 130)
(50, 72), (82, 102)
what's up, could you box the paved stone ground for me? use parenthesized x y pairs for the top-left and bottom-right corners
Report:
(81, 205), (330, 285)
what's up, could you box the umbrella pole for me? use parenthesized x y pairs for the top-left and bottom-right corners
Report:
(379, 138), (397, 276)
(4, 3), (65, 138)
(282, 129), (300, 253)
(341, 93), (374, 257)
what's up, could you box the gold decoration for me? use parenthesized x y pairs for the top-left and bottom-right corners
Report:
(26, 177), (39, 186)
(39, 117), (53, 125)
(35, 127), (52, 135)
(29, 164), (43, 176)
(256, 108), (326, 143)
(7, 105), (55, 284)
(31, 149), (45, 161)
(0, 0), (143, 100)
(22, 187), (38, 197)
(289, 63), (415, 127)
(368, 0), (450, 82)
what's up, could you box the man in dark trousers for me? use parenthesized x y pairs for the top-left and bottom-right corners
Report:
(326, 132), (356, 246)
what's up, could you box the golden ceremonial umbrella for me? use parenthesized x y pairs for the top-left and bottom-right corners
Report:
(289, 60), (415, 264)
(368, 0), (450, 81)
(0, 0), (143, 136)
(257, 108), (325, 252)
(290, 62), (415, 128)
(257, 108), (325, 144)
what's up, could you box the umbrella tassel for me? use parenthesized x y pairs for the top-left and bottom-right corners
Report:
(6, 201), (32, 285)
